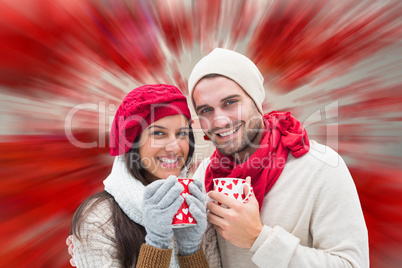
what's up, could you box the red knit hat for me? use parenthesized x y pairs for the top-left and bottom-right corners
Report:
(110, 84), (191, 156)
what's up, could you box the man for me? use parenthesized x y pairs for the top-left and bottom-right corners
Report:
(188, 48), (369, 267)
(67, 48), (369, 267)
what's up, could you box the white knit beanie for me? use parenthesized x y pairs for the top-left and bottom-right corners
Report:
(188, 48), (265, 114)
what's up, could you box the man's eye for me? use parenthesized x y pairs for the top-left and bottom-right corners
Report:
(200, 107), (212, 114)
(225, 100), (236, 106)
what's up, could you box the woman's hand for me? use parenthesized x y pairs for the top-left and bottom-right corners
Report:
(142, 175), (184, 249)
(173, 179), (208, 256)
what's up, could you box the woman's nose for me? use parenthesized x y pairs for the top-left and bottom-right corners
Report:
(164, 137), (181, 153)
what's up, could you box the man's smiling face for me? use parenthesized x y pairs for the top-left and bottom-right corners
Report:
(193, 75), (263, 156)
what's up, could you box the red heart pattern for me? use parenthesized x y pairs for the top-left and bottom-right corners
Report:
(172, 201), (197, 225)
(172, 179), (197, 226)
(212, 179), (251, 206)
(179, 178), (192, 190)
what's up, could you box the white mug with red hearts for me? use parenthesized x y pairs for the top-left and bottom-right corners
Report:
(172, 178), (197, 228)
(213, 178), (253, 205)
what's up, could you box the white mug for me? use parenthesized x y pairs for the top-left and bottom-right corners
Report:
(213, 178), (253, 205)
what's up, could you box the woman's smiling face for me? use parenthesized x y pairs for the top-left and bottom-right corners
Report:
(138, 114), (190, 182)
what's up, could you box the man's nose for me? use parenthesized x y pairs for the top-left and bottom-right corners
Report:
(212, 112), (232, 129)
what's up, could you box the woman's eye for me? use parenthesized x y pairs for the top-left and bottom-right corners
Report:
(151, 131), (164, 136)
(177, 131), (189, 137)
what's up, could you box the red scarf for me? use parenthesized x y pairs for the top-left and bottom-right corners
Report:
(204, 111), (310, 210)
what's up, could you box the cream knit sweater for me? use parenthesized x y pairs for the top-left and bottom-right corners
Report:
(72, 199), (221, 267)
(193, 140), (369, 268)
(73, 156), (222, 268)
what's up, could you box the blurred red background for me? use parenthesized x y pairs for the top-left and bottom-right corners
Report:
(1, 0), (401, 267)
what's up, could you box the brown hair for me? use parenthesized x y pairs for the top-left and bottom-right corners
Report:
(201, 73), (222, 79)
(70, 125), (195, 267)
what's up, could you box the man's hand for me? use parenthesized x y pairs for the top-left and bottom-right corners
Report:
(207, 177), (263, 249)
(66, 235), (76, 267)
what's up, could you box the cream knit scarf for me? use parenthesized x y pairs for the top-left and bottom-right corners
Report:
(103, 156), (181, 268)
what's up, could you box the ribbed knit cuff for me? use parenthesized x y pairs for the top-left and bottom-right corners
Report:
(178, 248), (209, 268)
(137, 244), (172, 268)
(250, 225), (273, 252)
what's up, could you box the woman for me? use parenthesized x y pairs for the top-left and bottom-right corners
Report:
(69, 84), (221, 268)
